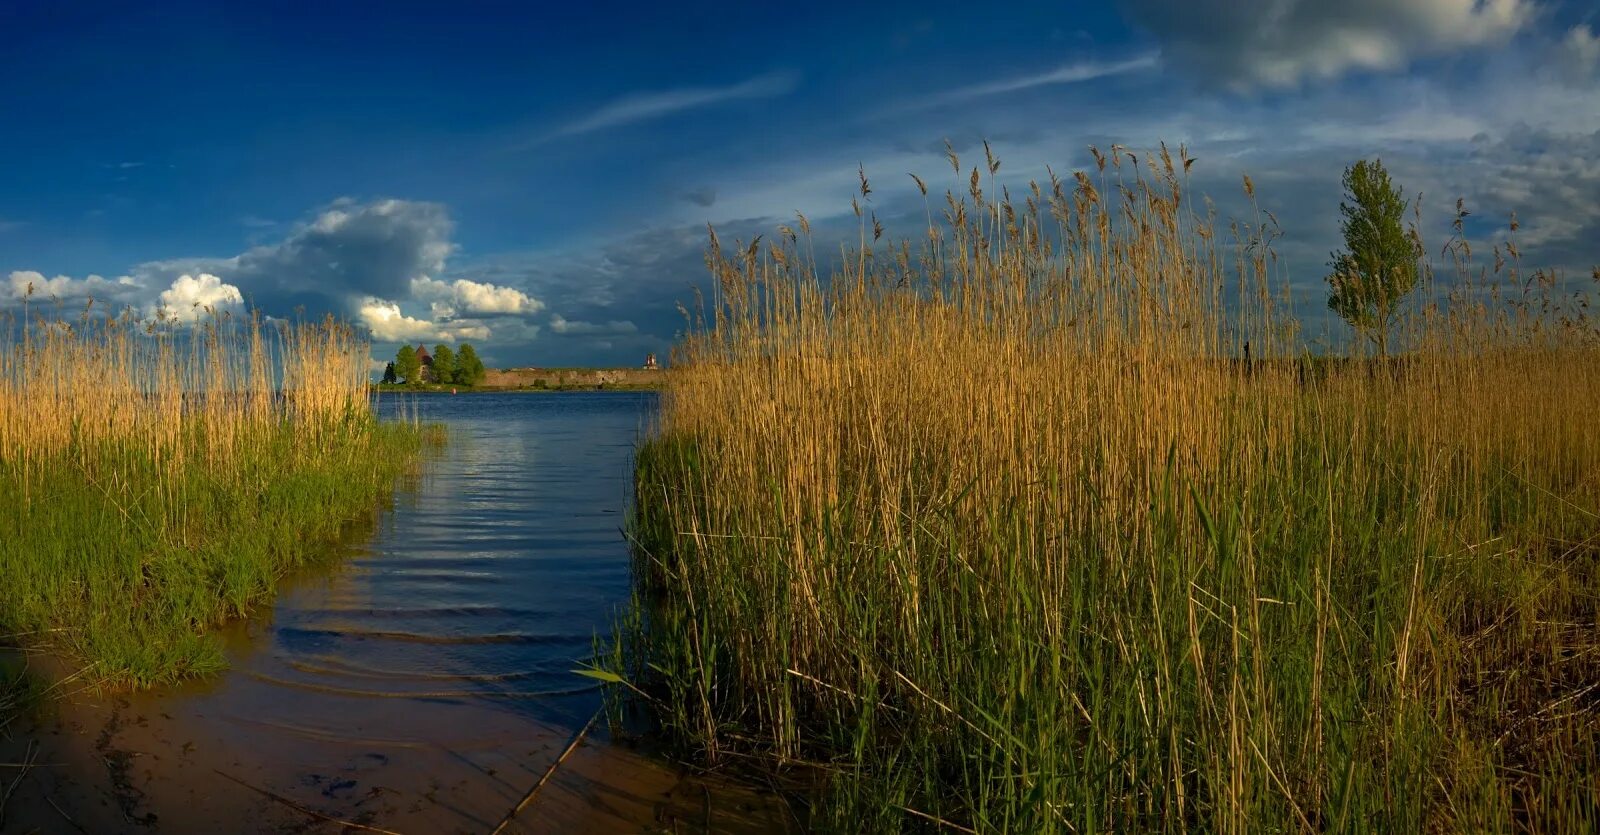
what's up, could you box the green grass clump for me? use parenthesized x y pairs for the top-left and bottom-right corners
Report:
(620, 146), (1600, 832)
(0, 421), (421, 686)
(0, 311), (425, 688)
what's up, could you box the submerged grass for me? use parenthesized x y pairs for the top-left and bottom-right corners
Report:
(0, 309), (423, 689)
(623, 146), (1600, 832)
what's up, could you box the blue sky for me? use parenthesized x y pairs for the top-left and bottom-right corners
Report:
(3, 0), (1597, 367)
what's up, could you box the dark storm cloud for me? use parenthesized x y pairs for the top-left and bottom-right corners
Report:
(131, 198), (455, 317)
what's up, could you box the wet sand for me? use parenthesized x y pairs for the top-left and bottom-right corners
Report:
(0, 661), (795, 834)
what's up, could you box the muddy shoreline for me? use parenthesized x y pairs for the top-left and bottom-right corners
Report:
(1, 650), (795, 834)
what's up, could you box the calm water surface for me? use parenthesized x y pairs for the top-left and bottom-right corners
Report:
(263, 391), (655, 718)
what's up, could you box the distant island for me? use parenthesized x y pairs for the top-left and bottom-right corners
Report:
(376, 343), (663, 392)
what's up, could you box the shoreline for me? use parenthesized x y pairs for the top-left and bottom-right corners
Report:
(376, 366), (665, 393)
(373, 382), (662, 393)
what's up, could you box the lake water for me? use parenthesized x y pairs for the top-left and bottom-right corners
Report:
(3, 392), (792, 834)
(269, 391), (655, 722)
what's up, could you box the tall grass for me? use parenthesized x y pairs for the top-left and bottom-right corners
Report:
(0, 306), (422, 688)
(625, 146), (1600, 832)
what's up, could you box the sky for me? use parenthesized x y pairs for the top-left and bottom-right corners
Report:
(2, 0), (1598, 368)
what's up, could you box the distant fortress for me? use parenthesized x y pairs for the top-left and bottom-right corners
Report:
(479, 359), (663, 390)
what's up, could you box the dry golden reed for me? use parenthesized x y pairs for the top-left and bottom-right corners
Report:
(1, 307), (369, 483)
(627, 145), (1600, 832)
(0, 303), (418, 686)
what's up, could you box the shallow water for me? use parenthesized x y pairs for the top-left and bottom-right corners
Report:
(2, 392), (793, 834)
(260, 391), (652, 724)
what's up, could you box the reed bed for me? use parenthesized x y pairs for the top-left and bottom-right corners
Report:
(0, 307), (422, 688)
(624, 146), (1600, 832)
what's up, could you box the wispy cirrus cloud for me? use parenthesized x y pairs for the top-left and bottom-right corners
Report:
(547, 71), (800, 139)
(549, 314), (638, 336)
(917, 54), (1159, 107)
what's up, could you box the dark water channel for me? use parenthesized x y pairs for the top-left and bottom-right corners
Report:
(3, 393), (792, 834)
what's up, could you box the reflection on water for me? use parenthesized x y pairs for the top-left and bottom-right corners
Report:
(4, 392), (795, 833)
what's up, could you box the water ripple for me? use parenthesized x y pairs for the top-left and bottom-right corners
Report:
(226, 392), (657, 733)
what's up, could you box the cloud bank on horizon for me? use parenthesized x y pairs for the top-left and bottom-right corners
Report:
(2, 0), (1596, 367)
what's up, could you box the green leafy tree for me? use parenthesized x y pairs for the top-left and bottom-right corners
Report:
(431, 344), (457, 384)
(1325, 158), (1419, 358)
(394, 344), (422, 384)
(456, 343), (486, 386)
(381, 361), (398, 385)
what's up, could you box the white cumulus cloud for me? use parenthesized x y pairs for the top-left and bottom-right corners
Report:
(151, 273), (244, 322)
(357, 298), (491, 344)
(410, 275), (543, 317)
